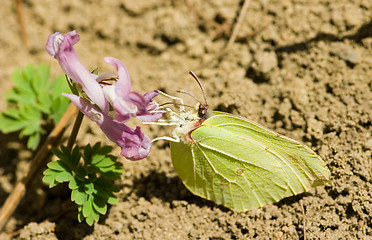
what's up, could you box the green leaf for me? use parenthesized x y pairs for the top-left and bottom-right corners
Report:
(1, 108), (21, 119)
(75, 167), (88, 182)
(43, 168), (58, 176)
(92, 208), (100, 222)
(47, 160), (70, 172)
(47, 143), (124, 225)
(50, 97), (70, 123)
(77, 209), (84, 223)
(42, 167), (60, 187)
(0, 64), (70, 150)
(92, 195), (107, 215)
(72, 188), (87, 205)
(5, 88), (34, 104)
(24, 64), (35, 82)
(92, 183), (109, 199)
(36, 63), (49, 83)
(60, 145), (72, 160)
(83, 195), (93, 217)
(50, 75), (68, 97)
(48, 179), (59, 188)
(93, 157), (115, 168)
(99, 163), (123, 181)
(91, 142), (101, 152)
(95, 178), (120, 193)
(19, 121), (40, 136)
(76, 193), (105, 225)
(85, 182), (94, 195)
(21, 105), (42, 122)
(83, 144), (93, 163)
(42, 174), (55, 184)
(99, 171), (120, 181)
(107, 194), (118, 205)
(68, 177), (79, 190)
(69, 146), (81, 168)
(85, 212), (95, 226)
(0, 116), (28, 133)
(10, 68), (24, 87)
(90, 154), (105, 165)
(52, 148), (63, 159)
(49, 74), (70, 122)
(11, 68), (33, 96)
(97, 145), (112, 155)
(26, 133), (40, 150)
(55, 171), (73, 182)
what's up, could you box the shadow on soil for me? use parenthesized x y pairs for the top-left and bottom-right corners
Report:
(131, 169), (313, 212)
(275, 19), (372, 54)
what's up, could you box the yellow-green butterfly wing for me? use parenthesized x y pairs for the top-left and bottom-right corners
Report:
(170, 111), (330, 211)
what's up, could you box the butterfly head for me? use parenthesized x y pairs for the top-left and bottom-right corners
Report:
(197, 102), (210, 120)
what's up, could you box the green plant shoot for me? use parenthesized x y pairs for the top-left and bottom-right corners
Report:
(43, 143), (123, 226)
(0, 64), (70, 150)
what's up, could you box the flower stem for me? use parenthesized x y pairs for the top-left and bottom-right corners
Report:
(67, 110), (84, 151)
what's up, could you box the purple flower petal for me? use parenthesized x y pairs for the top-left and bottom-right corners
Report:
(143, 90), (161, 103)
(135, 90), (163, 122)
(64, 93), (151, 160)
(118, 126), (151, 160)
(102, 57), (163, 122)
(104, 57), (131, 95)
(45, 32), (61, 57)
(46, 31), (109, 113)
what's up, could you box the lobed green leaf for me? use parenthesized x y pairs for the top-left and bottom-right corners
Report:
(0, 116), (28, 133)
(44, 143), (124, 226)
(42, 174), (55, 184)
(92, 195), (107, 215)
(107, 194), (118, 205)
(90, 154), (105, 165)
(85, 182), (95, 195)
(47, 160), (69, 171)
(77, 209), (84, 223)
(55, 171), (73, 182)
(82, 195), (93, 218)
(93, 157), (116, 168)
(68, 178), (80, 190)
(26, 133), (40, 150)
(71, 188), (87, 205)
(0, 64), (70, 150)
(85, 208), (100, 226)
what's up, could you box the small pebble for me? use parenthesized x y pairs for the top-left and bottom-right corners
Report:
(252, 49), (278, 74)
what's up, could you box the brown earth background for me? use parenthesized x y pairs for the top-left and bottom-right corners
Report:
(0, 0), (372, 239)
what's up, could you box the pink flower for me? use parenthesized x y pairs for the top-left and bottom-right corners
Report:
(46, 31), (163, 160)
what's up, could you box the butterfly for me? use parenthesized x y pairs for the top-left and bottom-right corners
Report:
(158, 72), (330, 211)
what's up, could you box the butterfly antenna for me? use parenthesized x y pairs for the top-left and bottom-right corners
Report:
(189, 71), (208, 107)
(177, 89), (205, 107)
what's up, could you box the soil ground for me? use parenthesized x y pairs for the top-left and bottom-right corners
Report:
(0, 0), (371, 239)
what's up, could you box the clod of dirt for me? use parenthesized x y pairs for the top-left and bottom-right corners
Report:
(18, 221), (57, 240)
(247, 49), (278, 83)
(253, 49), (278, 74)
(330, 42), (361, 65)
